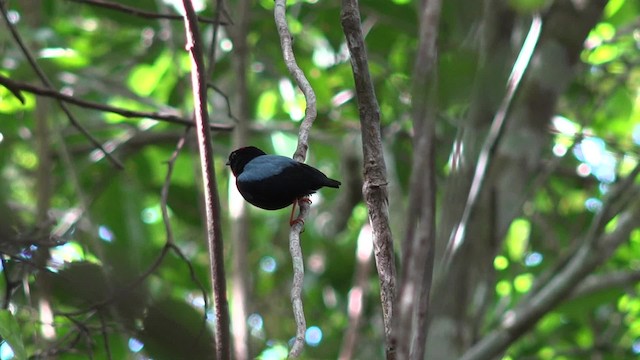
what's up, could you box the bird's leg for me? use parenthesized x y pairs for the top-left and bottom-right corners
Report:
(289, 197), (312, 226)
(289, 200), (298, 226)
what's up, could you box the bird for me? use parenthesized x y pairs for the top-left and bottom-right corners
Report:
(227, 146), (341, 225)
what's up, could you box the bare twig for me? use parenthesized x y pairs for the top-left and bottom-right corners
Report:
(207, 83), (240, 122)
(98, 313), (111, 360)
(66, 0), (228, 25)
(181, 1), (230, 359)
(206, 0), (226, 74)
(569, 270), (640, 300)
(273, 0), (319, 356)
(56, 131), (210, 323)
(340, 1), (397, 358)
(444, 15), (543, 264)
(160, 128), (211, 346)
(0, 75), (233, 131)
(0, 0), (124, 169)
(394, 0), (441, 359)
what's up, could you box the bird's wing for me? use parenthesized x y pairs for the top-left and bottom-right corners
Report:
(237, 155), (294, 182)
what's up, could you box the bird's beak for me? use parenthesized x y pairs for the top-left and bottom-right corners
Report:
(225, 160), (230, 166)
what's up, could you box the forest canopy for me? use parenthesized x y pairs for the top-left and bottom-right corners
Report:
(0, 0), (639, 359)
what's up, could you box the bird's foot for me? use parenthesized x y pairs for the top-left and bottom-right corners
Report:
(289, 197), (312, 228)
(289, 217), (305, 227)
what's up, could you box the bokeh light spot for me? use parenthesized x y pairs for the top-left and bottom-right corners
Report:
(577, 163), (591, 177)
(141, 206), (161, 224)
(260, 256), (277, 273)
(247, 313), (263, 331)
(524, 252), (543, 267)
(494, 255), (509, 270)
(128, 338), (144, 353)
(305, 326), (323, 347)
(514, 273), (534, 293)
(98, 225), (114, 242)
(585, 198), (602, 213)
(0, 342), (14, 360)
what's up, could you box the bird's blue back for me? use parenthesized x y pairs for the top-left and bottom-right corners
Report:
(237, 155), (297, 182)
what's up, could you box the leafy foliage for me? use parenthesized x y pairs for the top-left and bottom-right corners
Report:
(0, 0), (639, 359)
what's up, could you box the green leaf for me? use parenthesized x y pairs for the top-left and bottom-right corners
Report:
(0, 310), (27, 360)
(127, 51), (174, 98)
(586, 44), (620, 65)
(505, 218), (531, 262)
(138, 298), (214, 360)
(257, 90), (279, 120)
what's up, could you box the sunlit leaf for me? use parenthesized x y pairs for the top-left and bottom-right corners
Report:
(0, 310), (26, 360)
(514, 273), (534, 293)
(586, 44), (620, 64)
(128, 51), (174, 98)
(257, 90), (279, 120)
(505, 218), (531, 262)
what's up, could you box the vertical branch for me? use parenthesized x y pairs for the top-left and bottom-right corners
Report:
(340, 1), (396, 358)
(273, 0), (318, 357)
(228, 0), (252, 356)
(394, 0), (441, 359)
(181, 1), (230, 359)
(274, 0), (317, 163)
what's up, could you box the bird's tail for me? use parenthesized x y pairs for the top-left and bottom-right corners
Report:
(325, 178), (341, 188)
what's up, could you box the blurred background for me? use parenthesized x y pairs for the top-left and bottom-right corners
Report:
(0, 0), (639, 359)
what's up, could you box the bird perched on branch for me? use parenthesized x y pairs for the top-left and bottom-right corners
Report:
(227, 146), (341, 225)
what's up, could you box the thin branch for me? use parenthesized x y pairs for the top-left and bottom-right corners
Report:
(340, 1), (397, 358)
(444, 14), (543, 265)
(98, 313), (111, 360)
(273, 1), (317, 162)
(460, 199), (640, 360)
(55, 137), (212, 319)
(206, 0), (226, 74)
(207, 83), (240, 123)
(59, 246), (170, 317)
(66, 0), (228, 25)
(0, 0), (124, 169)
(181, 1), (230, 359)
(159, 130), (211, 345)
(569, 270), (640, 300)
(273, 0), (319, 356)
(0, 75), (233, 131)
(394, 0), (441, 359)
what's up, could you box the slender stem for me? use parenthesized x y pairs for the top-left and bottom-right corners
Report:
(181, 1), (230, 359)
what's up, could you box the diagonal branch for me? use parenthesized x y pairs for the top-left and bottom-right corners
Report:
(460, 198), (640, 360)
(66, 0), (228, 25)
(0, 0), (124, 169)
(443, 14), (543, 265)
(0, 75), (233, 131)
(340, 1), (396, 358)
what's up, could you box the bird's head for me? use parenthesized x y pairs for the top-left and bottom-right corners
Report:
(226, 146), (267, 176)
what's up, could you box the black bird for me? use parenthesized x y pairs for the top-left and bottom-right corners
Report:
(227, 146), (341, 223)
